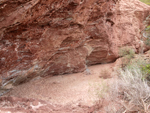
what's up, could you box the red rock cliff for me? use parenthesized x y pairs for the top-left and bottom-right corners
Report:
(0, 0), (150, 84)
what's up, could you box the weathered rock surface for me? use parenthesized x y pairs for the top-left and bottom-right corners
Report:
(0, 0), (150, 85)
(0, 96), (96, 113)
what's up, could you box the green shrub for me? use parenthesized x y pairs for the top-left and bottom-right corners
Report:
(145, 25), (150, 31)
(119, 47), (135, 67)
(140, 0), (150, 5)
(122, 54), (150, 80)
(141, 64), (150, 80)
(119, 47), (135, 58)
(144, 38), (150, 46)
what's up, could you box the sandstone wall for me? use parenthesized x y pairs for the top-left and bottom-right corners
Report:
(0, 0), (150, 84)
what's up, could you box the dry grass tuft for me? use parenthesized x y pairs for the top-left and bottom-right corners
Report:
(109, 66), (150, 112)
(99, 69), (111, 79)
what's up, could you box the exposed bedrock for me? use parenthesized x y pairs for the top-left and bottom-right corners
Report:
(0, 0), (150, 85)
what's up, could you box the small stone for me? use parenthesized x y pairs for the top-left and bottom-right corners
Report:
(32, 101), (39, 106)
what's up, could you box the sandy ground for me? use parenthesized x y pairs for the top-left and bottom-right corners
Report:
(6, 63), (115, 107)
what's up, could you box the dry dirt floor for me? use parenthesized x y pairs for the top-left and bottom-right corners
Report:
(0, 63), (117, 113)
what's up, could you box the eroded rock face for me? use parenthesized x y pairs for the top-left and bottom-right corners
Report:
(0, 0), (150, 84)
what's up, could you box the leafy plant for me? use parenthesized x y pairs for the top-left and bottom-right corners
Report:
(145, 25), (150, 31)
